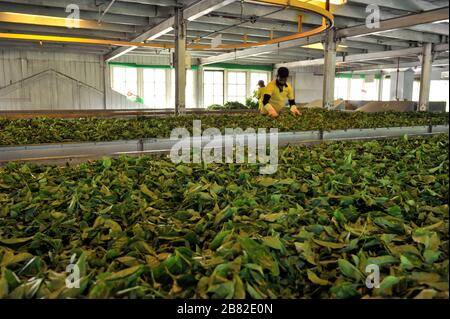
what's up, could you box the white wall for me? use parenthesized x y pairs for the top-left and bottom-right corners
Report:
(0, 50), (104, 110)
(0, 49), (148, 110)
(388, 69), (415, 101)
(292, 72), (324, 103)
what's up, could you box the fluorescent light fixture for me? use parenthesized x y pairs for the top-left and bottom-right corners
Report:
(0, 12), (99, 29)
(302, 43), (324, 50)
(432, 19), (449, 24)
(301, 42), (350, 50)
(306, 0), (348, 5)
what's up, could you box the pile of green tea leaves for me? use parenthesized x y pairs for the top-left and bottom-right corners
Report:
(0, 109), (448, 146)
(0, 135), (448, 299)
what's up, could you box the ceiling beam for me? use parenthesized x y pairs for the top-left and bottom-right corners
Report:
(115, 0), (176, 6)
(369, 29), (443, 44)
(200, 34), (324, 65)
(0, 2), (151, 26)
(216, 1), (448, 37)
(0, 22), (129, 39)
(275, 44), (450, 69)
(98, 0), (118, 24)
(336, 7), (449, 38)
(104, 0), (237, 61)
(0, 0), (171, 18)
(347, 0), (437, 13)
(0, 39), (110, 54)
(344, 59), (449, 73)
(200, 7), (450, 65)
(0, 11), (137, 33)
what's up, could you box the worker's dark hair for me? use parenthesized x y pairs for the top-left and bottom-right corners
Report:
(258, 80), (265, 86)
(277, 67), (289, 78)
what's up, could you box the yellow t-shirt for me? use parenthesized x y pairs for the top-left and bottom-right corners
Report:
(261, 80), (294, 113)
(256, 87), (268, 111)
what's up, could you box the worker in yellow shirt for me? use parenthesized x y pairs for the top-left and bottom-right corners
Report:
(255, 80), (267, 112)
(261, 67), (302, 118)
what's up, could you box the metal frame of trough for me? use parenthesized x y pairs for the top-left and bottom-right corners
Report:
(0, 108), (258, 120)
(0, 125), (448, 164)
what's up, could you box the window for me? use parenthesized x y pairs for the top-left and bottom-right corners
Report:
(382, 77), (391, 101)
(430, 80), (449, 112)
(250, 72), (269, 97)
(363, 78), (380, 101)
(413, 80), (449, 111)
(348, 76), (379, 101)
(227, 71), (247, 103)
(335, 77), (349, 100)
(204, 70), (224, 106)
(143, 69), (166, 108)
(413, 81), (421, 102)
(349, 78), (364, 100)
(186, 70), (194, 108)
(172, 69), (195, 109)
(111, 66), (137, 97)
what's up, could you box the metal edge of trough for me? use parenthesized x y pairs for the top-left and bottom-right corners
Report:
(0, 140), (140, 161)
(1, 126), (448, 163)
(322, 126), (431, 140)
(432, 125), (450, 134)
(140, 131), (321, 152)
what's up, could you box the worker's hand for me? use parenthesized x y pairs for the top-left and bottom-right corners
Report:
(290, 105), (302, 116)
(265, 104), (279, 118)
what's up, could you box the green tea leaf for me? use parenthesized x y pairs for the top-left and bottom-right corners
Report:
(313, 239), (346, 249)
(0, 237), (34, 245)
(239, 237), (279, 276)
(261, 236), (284, 251)
(307, 270), (330, 286)
(259, 212), (285, 223)
(366, 255), (399, 267)
(378, 276), (401, 296)
(338, 259), (363, 281)
(104, 266), (143, 281)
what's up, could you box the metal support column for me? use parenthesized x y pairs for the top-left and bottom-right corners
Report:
(102, 58), (107, 109)
(323, 28), (337, 109)
(419, 43), (433, 112)
(174, 7), (187, 115)
(197, 65), (204, 108)
(378, 71), (384, 101)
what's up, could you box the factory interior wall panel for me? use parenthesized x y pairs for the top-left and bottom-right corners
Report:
(293, 72), (324, 103)
(113, 55), (171, 66)
(0, 49), (168, 110)
(0, 49), (105, 110)
(431, 69), (447, 81)
(389, 69), (415, 102)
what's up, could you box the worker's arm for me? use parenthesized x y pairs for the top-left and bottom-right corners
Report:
(262, 93), (278, 118)
(261, 82), (279, 118)
(263, 94), (271, 106)
(288, 86), (301, 116)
